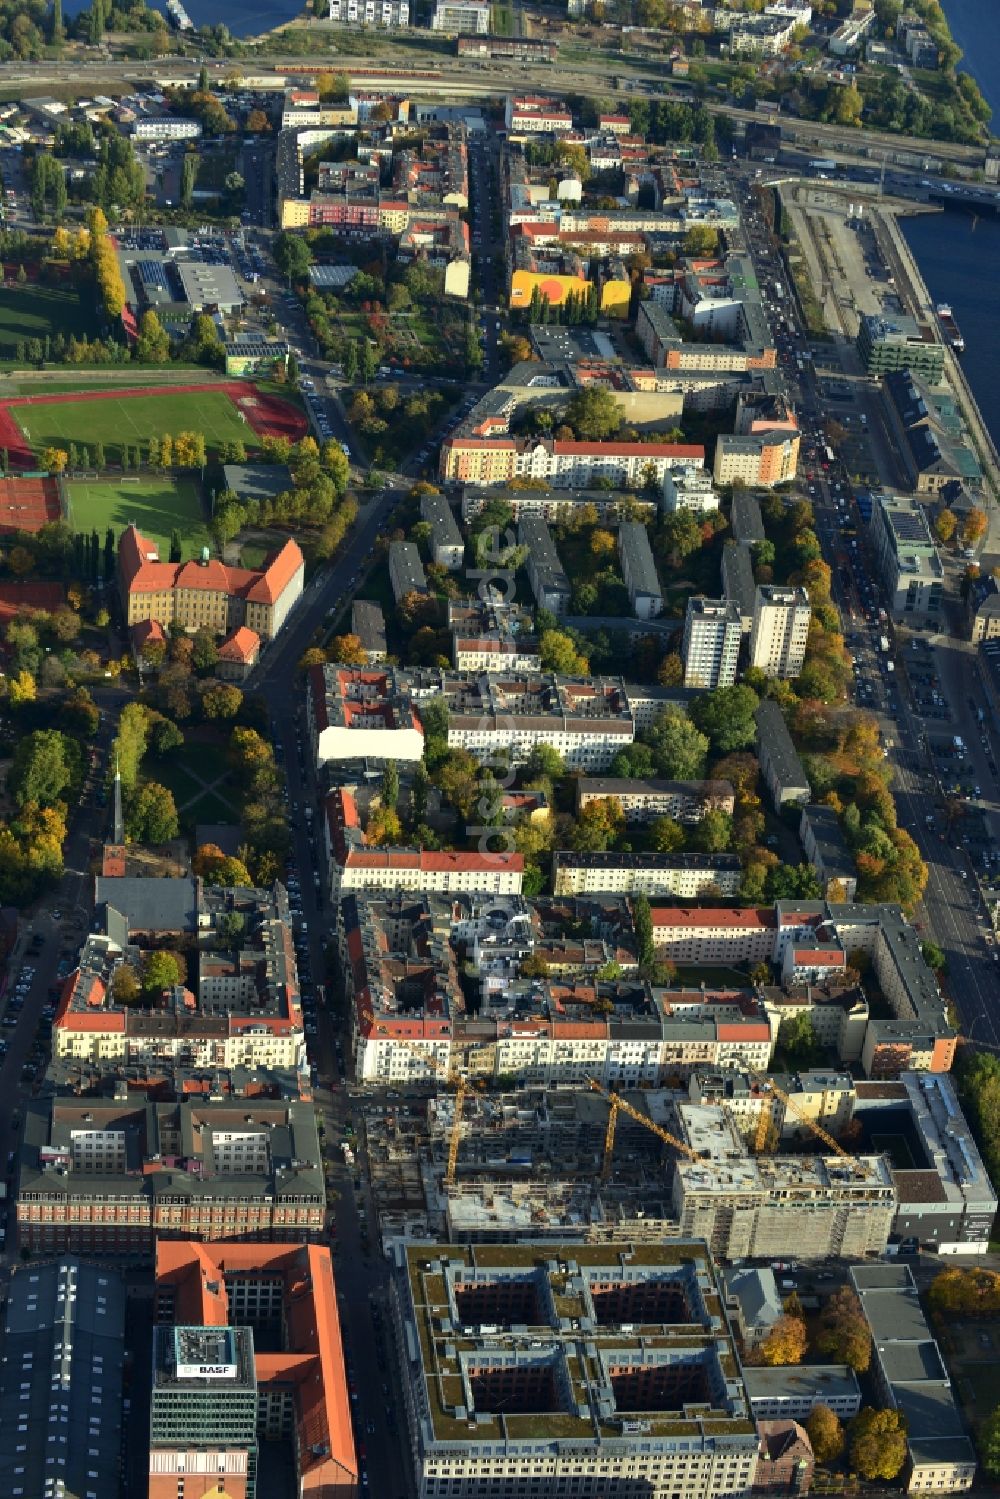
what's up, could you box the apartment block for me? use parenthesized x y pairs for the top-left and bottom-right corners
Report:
(352, 598), (388, 662)
(749, 585), (811, 679)
(650, 907), (777, 966)
(420, 491), (465, 569)
(390, 1238), (760, 1499)
(713, 432), (799, 489)
(856, 313), (945, 381)
(448, 598), (541, 672)
(682, 596), (742, 688)
(662, 464), (720, 515)
(17, 1095), (325, 1256)
(440, 434), (704, 488)
(389, 538), (429, 603)
(756, 699), (810, 811)
(53, 886), (304, 1075)
(436, 670), (636, 771)
(329, 0), (409, 21)
(618, 519), (663, 619)
(504, 94), (574, 132)
(307, 663), (425, 766)
(672, 1107), (895, 1259)
(552, 851), (742, 898)
(577, 778), (736, 825)
(519, 514), (572, 614)
(430, 0), (489, 29)
(721, 542), (756, 633)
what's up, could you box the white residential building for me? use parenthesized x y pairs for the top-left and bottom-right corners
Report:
(749, 584), (811, 679)
(430, 0), (489, 32)
(682, 596), (742, 689)
(132, 117), (202, 141)
(329, 0), (409, 21)
(552, 851), (742, 898)
(661, 465), (720, 516)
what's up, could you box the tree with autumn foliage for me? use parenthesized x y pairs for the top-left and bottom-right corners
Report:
(962, 506), (988, 547)
(755, 1314), (808, 1367)
(848, 1407), (907, 1480)
(815, 1287), (870, 1372)
(806, 1404), (845, 1465)
(193, 843), (254, 888)
(327, 633), (369, 667)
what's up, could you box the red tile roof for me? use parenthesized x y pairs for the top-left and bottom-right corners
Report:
(119, 524), (303, 609)
(218, 625), (260, 664)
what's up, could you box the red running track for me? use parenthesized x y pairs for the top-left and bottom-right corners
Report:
(0, 381), (309, 468)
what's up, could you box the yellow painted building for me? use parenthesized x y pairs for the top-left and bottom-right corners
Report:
(509, 269), (592, 312)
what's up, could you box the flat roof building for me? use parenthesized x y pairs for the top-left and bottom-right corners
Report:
(749, 585), (810, 681)
(799, 803), (857, 900)
(850, 1263), (976, 1493)
(856, 313), (945, 380)
(683, 596), (742, 689)
(871, 494), (944, 623)
(390, 1238), (760, 1499)
(743, 1365), (861, 1422)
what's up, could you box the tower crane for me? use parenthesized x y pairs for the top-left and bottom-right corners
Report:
(357, 997), (473, 1186)
(588, 1079), (707, 1182)
(747, 1069), (870, 1178)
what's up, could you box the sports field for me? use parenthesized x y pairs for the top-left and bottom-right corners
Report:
(14, 389), (250, 457)
(66, 477), (210, 562)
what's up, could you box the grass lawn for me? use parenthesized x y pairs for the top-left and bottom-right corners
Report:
(491, 3), (513, 34)
(0, 282), (100, 350)
(66, 476), (210, 561)
(152, 740), (238, 828)
(15, 389), (250, 459)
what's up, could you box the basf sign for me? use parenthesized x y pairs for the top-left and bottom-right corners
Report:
(177, 1362), (238, 1380)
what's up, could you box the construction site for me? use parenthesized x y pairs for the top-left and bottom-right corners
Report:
(360, 1067), (901, 1256)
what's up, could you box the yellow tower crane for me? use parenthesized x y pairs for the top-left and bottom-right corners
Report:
(748, 1069), (870, 1178)
(357, 998), (472, 1185)
(588, 1079), (706, 1182)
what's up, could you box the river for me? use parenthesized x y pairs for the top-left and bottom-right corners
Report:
(898, 0), (1000, 446)
(62, 0), (307, 37)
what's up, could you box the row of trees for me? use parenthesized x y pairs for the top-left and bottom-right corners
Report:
(88, 206), (125, 320)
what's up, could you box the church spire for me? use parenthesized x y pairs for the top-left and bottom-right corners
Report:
(112, 756), (124, 845)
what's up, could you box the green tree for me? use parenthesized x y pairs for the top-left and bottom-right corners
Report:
(127, 781), (179, 843)
(524, 744), (565, 781)
(633, 893), (654, 968)
(848, 1408), (907, 1480)
(142, 948), (183, 997)
(980, 1407), (1000, 1480)
(564, 385), (623, 441)
(644, 707), (709, 780)
(689, 685), (759, 754)
(688, 808), (733, 853)
(9, 729), (73, 808)
(649, 816), (686, 853)
(539, 628), (589, 676)
(111, 964), (140, 1005)
(660, 508), (703, 565)
(381, 761), (399, 812)
(180, 152), (196, 211)
(111, 702), (149, 790)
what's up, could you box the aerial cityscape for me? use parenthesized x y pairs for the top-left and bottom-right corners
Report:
(0, 0), (998, 1496)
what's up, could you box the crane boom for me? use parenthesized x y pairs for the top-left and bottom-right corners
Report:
(358, 999), (467, 1184)
(589, 1078), (705, 1172)
(750, 1070), (869, 1176)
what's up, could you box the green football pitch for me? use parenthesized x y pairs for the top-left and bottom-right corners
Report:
(65, 477), (211, 562)
(14, 389), (250, 457)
